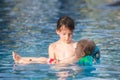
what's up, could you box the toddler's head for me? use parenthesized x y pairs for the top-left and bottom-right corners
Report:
(76, 39), (96, 57)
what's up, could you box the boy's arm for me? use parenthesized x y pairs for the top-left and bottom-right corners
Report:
(59, 55), (77, 64)
(48, 43), (56, 59)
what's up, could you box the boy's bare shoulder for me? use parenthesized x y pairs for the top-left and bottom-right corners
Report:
(49, 41), (57, 49)
(72, 41), (78, 48)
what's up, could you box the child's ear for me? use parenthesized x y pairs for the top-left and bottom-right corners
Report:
(56, 30), (60, 35)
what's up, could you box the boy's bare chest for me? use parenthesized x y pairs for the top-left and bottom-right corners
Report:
(55, 45), (75, 60)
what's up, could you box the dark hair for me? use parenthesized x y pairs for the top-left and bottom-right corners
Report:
(56, 16), (75, 31)
(77, 39), (96, 56)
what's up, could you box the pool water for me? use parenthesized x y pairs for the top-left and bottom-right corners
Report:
(0, 0), (120, 80)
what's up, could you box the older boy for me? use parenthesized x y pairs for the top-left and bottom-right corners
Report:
(12, 16), (77, 64)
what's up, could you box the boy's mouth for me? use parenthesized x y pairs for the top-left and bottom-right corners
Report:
(65, 40), (71, 43)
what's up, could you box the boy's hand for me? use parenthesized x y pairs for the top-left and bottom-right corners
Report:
(47, 58), (59, 64)
(51, 59), (59, 64)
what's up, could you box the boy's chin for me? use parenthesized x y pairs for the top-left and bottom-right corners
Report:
(61, 40), (71, 44)
(66, 41), (71, 43)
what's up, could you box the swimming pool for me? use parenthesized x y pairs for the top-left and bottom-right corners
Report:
(0, 0), (120, 80)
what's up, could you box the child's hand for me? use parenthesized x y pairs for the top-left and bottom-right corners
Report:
(51, 59), (59, 64)
(47, 58), (59, 64)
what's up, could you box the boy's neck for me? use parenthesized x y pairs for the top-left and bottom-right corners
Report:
(59, 40), (73, 45)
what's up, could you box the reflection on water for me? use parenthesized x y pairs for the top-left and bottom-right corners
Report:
(0, 0), (120, 80)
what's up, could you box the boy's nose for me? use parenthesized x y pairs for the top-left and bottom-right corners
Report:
(65, 35), (70, 40)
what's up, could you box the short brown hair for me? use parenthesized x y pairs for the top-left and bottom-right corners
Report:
(56, 16), (75, 31)
(77, 39), (96, 56)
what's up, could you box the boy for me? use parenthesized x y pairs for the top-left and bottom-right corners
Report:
(48, 16), (77, 62)
(12, 16), (77, 64)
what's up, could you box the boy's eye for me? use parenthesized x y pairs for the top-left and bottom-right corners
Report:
(69, 33), (72, 35)
(63, 33), (66, 35)
(64, 33), (72, 35)
(62, 32), (73, 36)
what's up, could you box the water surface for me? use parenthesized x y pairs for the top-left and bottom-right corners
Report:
(0, 0), (120, 80)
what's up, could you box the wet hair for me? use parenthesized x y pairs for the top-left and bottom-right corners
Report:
(56, 16), (75, 31)
(77, 39), (96, 56)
